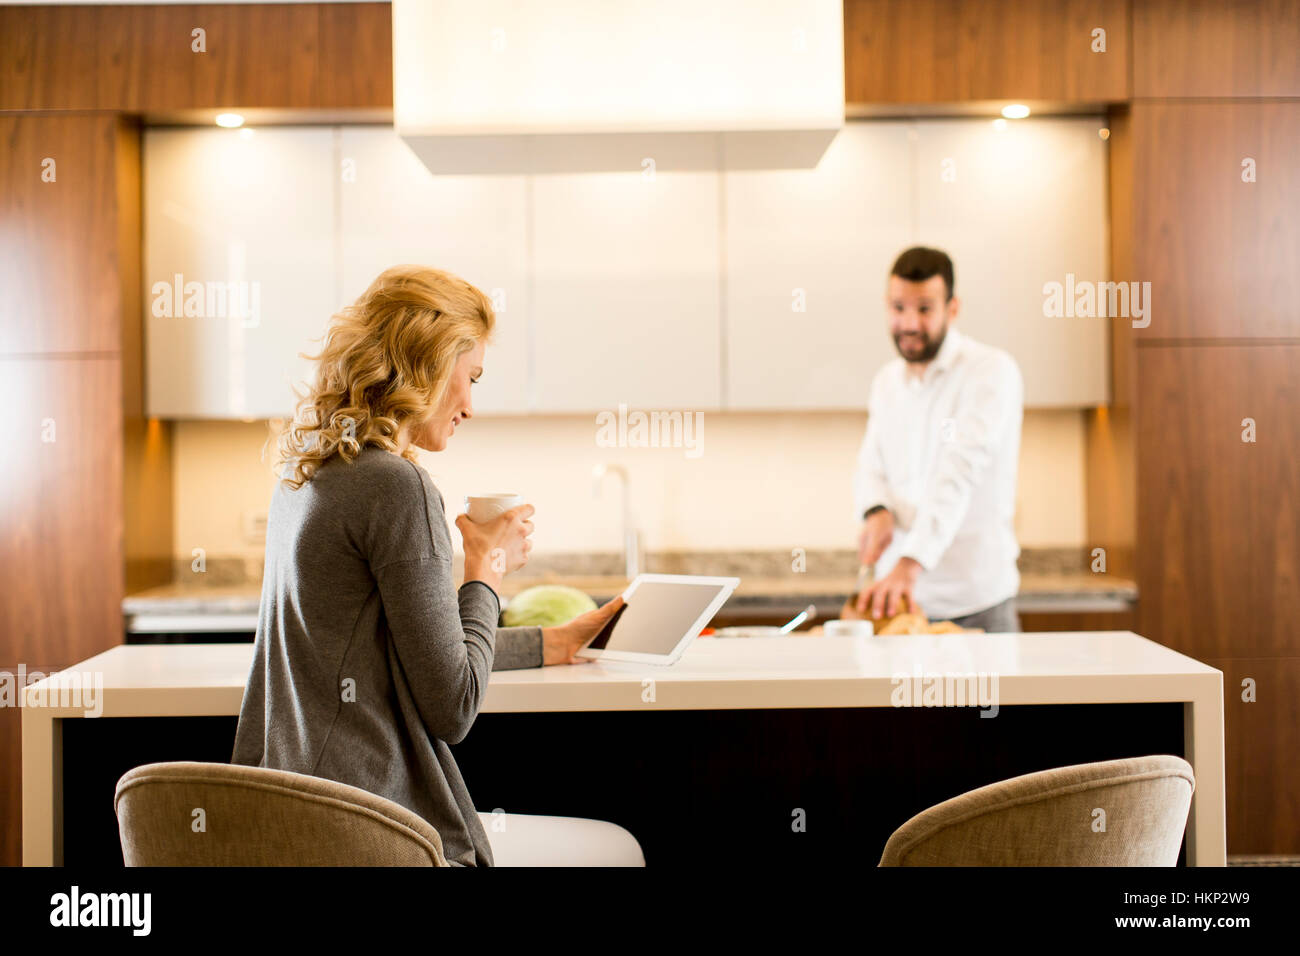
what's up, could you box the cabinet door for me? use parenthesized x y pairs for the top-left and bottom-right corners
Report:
(338, 128), (531, 413)
(913, 117), (1110, 407)
(531, 152), (722, 412)
(144, 127), (336, 418)
(723, 122), (913, 410)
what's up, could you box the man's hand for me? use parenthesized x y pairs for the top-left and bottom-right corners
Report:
(541, 596), (625, 666)
(855, 557), (923, 620)
(857, 509), (895, 566)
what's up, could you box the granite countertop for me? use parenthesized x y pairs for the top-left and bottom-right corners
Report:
(123, 569), (1137, 617)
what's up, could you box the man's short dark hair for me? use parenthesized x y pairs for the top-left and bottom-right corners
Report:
(890, 247), (955, 302)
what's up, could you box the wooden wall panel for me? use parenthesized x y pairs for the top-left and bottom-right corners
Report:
(0, 113), (140, 866)
(1206, 659), (1300, 853)
(1131, 103), (1300, 340)
(1122, 16), (1300, 854)
(0, 114), (123, 355)
(0, 357), (125, 867)
(1084, 405), (1136, 580)
(1136, 345), (1300, 660)
(317, 1), (397, 110)
(0, 2), (392, 112)
(1105, 106), (1135, 408)
(115, 118), (175, 594)
(845, 0), (1130, 104)
(0, 357), (124, 666)
(1019, 608), (1138, 632)
(1133, 0), (1300, 98)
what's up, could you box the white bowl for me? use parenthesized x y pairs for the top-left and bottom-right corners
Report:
(823, 619), (874, 638)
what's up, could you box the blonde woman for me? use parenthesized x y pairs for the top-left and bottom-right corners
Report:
(231, 265), (641, 866)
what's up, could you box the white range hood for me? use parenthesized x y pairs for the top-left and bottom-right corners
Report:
(392, 0), (844, 173)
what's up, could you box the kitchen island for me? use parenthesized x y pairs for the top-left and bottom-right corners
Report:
(23, 631), (1223, 866)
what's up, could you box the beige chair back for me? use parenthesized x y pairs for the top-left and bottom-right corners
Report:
(115, 761), (447, 866)
(879, 755), (1195, 866)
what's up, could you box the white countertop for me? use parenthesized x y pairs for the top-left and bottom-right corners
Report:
(22, 631), (1220, 717)
(20, 630), (1228, 867)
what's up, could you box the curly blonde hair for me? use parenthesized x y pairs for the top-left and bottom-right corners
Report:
(276, 265), (495, 488)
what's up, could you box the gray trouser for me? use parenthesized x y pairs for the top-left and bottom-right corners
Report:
(950, 597), (1021, 633)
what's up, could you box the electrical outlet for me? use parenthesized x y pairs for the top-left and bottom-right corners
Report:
(243, 510), (268, 543)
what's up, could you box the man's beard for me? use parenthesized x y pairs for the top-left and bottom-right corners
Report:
(893, 323), (947, 363)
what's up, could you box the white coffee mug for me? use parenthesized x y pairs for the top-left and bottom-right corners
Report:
(465, 493), (523, 524)
(824, 619), (874, 638)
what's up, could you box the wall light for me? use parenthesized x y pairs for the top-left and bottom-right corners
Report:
(1001, 104), (1031, 119)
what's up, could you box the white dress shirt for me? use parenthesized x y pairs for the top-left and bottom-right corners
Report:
(852, 326), (1023, 619)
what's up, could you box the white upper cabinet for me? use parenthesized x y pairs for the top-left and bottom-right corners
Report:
(912, 117), (1110, 407)
(531, 146), (722, 412)
(338, 128), (531, 414)
(143, 118), (1109, 418)
(725, 117), (1109, 410)
(723, 123), (913, 410)
(144, 127), (336, 419)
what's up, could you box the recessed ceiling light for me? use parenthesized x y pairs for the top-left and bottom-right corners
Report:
(1098, 127), (1111, 140)
(1001, 104), (1030, 119)
(215, 112), (245, 128)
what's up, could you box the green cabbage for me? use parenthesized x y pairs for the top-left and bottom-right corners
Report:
(501, 585), (597, 628)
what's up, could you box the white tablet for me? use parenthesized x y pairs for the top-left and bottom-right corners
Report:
(575, 574), (740, 666)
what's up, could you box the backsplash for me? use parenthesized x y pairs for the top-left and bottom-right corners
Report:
(164, 408), (1091, 589)
(166, 546), (1099, 590)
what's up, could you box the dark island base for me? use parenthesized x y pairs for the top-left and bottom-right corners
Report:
(60, 703), (1186, 866)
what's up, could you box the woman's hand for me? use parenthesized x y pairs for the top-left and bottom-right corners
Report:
(542, 596), (626, 666)
(456, 504), (534, 593)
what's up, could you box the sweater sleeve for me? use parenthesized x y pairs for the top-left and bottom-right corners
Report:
(364, 460), (517, 744)
(461, 579), (544, 671)
(372, 559), (494, 745)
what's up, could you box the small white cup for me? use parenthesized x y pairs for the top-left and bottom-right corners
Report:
(465, 493), (523, 524)
(824, 619), (874, 638)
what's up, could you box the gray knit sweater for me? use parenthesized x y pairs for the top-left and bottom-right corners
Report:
(230, 446), (543, 866)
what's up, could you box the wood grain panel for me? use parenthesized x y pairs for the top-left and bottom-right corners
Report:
(1106, 105), (1135, 408)
(317, 1), (395, 110)
(0, 361), (126, 654)
(0, 2), (392, 111)
(1133, 0), (1300, 98)
(1136, 345), (1300, 659)
(0, 357), (125, 867)
(1019, 608), (1137, 632)
(1085, 405), (1136, 580)
(844, 0), (1129, 104)
(1131, 102), (1300, 339)
(115, 117), (175, 594)
(0, 114), (122, 355)
(1203, 658), (1300, 854)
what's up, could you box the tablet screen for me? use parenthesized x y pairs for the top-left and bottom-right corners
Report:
(584, 578), (730, 657)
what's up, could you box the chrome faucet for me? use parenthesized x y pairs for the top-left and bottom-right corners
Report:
(592, 462), (643, 580)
